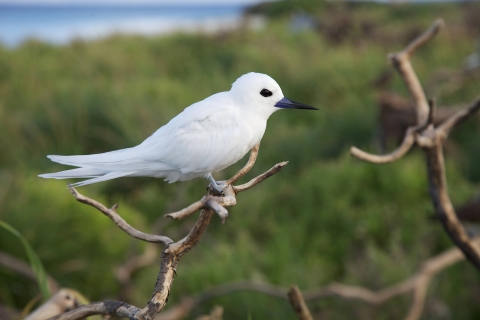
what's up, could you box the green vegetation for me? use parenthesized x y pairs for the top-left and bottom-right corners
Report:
(1, 2), (480, 319)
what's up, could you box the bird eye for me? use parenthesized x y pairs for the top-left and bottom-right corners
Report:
(260, 89), (272, 97)
(65, 295), (71, 300)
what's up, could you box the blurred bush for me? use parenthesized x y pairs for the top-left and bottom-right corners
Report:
(1, 1), (480, 319)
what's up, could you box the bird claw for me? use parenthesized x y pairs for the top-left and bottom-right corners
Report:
(210, 181), (227, 195)
(207, 174), (227, 195)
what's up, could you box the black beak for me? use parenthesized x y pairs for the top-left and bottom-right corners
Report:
(73, 298), (81, 309)
(274, 97), (318, 110)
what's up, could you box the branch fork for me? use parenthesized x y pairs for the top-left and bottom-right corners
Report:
(53, 143), (288, 320)
(350, 18), (480, 271)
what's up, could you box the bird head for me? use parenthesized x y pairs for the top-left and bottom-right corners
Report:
(52, 289), (83, 311)
(230, 72), (317, 118)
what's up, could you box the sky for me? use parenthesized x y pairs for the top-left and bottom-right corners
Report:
(0, 0), (266, 5)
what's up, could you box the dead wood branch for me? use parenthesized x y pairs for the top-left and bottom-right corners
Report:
(69, 186), (174, 245)
(49, 301), (140, 320)
(53, 145), (286, 320)
(388, 18), (445, 126)
(350, 18), (480, 271)
(288, 286), (313, 320)
(377, 92), (458, 151)
(165, 160), (288, 222)
(437, 97), (480, 138)
(153, 238), (479, 320)
(226, 143), (260, 185)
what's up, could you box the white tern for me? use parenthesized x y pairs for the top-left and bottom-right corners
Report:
(39, 72), (317, 191)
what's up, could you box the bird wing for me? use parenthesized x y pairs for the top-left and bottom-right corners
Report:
(136, 93), (255, 175)
(46, 93), (255, 177)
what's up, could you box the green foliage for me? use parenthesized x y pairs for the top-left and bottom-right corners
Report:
(0, 220), (50, 300)
(1, 2), (480, 319)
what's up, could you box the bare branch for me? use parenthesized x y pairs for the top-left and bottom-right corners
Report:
(206, 199), (228, 224)
(165, 199), (206, 220)
(288, 286), (313, 320)
(350, 19), (480, 271)
(402, 18), (445, 59)
(233, 161), (288, 193)
(143, 236), (477, 320)
(56, 147), (288, 320)
(436, 96), (480, 139)
(423, 144), (480, 270)
(350, 98), (437, 164)
(388, 19), (444, 126)
(226, 143), (260, 185)
(48, 301), (140, 320)
(350, 129), (416, 164)
(426, 98), (436, 127)
(68, 185), (173, 245)
(166, 161), (285, 221)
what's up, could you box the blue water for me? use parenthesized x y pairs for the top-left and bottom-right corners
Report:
(0, 5), (246, 47)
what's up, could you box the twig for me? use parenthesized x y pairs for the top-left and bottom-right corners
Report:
(350, 128), (416, 164)
(233, 161), (288, 193)
(226, 143), (260, 185)
(288, 286), (313, 320)
(388, 19), (445, 126)
(166, 158), (287, 220)
(49, 301), (140, 320)
(402, 18), (445, 59)
(69, 185), (173, 245)
(436, 96), (480, 139)
(164, 201), (205, 220)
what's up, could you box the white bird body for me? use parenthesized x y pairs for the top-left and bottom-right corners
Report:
(24, 289), (81, 320)
(39, 73), (316, 187)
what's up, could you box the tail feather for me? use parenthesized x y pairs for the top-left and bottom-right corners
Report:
(47, 149), (132, 167)
(39, 167), (107, 179)
(40, 148), (176, 186)
(68, 172), (135, 187)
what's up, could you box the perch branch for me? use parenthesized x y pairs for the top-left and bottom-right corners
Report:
(233, 161), (288, 193)
(68, 185), (173, 245)
(226, 143), (260, 185)
(53, 144), (287, 320)
(166, 159), (287, 221)
(288, 286), (313, 320)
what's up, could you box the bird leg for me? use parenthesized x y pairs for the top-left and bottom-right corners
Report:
(207, 174), (227, 195)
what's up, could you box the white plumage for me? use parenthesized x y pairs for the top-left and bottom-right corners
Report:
(39, 72), (316, 188)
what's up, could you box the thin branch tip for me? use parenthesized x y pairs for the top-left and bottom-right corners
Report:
(67, 183), (77, 197)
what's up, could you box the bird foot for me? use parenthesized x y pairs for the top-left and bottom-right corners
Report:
(207, 175), (227, 195)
